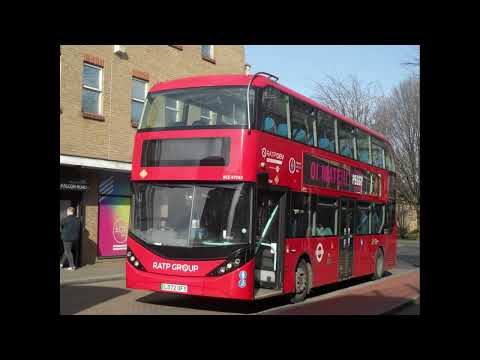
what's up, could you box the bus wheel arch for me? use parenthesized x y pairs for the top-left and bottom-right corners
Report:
(305, 258), (313, 294)
(290, 255), (311, 303)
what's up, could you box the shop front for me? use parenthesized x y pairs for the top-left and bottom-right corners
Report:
(60, 167), (88, 267)
(97, 171), (131, 258)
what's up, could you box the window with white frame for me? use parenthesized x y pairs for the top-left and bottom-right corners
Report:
(131, 77), (148, 125)
(201, 45), (214, 60)
(82, 63), (102, 114)
(165, 97), (181, 124)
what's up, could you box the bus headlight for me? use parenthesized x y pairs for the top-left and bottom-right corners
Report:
(126, 247), (146, 271)
(207, 247), (253, 276)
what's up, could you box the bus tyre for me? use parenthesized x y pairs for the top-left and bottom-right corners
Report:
(291, 259), (308, 303)
(372, 249), (384, 280)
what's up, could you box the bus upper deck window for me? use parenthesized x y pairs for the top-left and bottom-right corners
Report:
(317, 111), (336, 153)
(277, 123), (288, 137)
(263, 116), (275, 132)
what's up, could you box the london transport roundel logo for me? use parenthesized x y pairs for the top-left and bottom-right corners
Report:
(316, 242), (324, 263)
(288, 157), (296, 174)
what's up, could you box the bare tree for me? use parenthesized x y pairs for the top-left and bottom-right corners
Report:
(374, 76), (420, 236)
(396, 201), (410, 238)
(401, 45), (420, 79)
(312, 75), (382, 128)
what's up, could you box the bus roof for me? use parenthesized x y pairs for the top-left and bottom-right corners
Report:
(149, 74), (388, 143)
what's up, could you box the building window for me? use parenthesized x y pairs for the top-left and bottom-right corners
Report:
(201, 45), (214, 61)
(131, 77), (148, 126)
(165, 97), (182, 124)
(82, 63), (103, 114)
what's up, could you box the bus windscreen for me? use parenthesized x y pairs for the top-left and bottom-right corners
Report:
(138, 86), (255, 130)
(130, 183), (251, 248)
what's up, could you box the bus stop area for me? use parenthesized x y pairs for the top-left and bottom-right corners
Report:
(60, 259), (125, 287)
(257, 269), (419, 315)
(60, 240), (420, 315)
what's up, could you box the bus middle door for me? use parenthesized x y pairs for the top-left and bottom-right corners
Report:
(338, 198), (355, 280)
(254, 190), (286, 290)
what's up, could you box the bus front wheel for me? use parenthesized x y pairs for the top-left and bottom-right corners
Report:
(372, 249), (384, 280)
(290, 259), (309, 303)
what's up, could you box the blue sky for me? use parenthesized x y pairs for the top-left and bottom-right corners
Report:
(245, 45), (419, 98)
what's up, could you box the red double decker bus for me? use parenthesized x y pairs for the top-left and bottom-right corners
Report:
(126, 72), (397, 302)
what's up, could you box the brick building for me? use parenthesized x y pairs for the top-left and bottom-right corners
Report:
(60, 45), (246, 266)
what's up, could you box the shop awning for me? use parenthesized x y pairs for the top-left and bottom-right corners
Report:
(60, 155), (131, 172)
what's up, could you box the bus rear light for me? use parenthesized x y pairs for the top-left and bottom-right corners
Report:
(207, 247), (253, 277)
(126, 247), (146, 271)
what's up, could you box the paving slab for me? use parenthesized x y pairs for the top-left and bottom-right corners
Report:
(60, 259), (125, 286)
(258, 269), (420, 315)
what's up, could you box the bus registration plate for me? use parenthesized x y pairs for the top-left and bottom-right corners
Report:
(160, 283), (188, 293)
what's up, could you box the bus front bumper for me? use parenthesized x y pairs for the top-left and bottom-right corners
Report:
(125, 260), (255, 300)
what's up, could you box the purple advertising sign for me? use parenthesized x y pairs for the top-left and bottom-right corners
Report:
(98, 196), (130, 257)
(303, 153), (381, 197)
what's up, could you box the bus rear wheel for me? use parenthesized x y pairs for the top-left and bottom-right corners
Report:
(290, 259), (308, 303)
(372, 249), (384, 280)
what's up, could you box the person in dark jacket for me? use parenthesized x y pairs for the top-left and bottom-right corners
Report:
(60, 207), (81, 270)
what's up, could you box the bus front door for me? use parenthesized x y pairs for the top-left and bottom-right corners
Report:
(254, 190), (286, 291)
(339, 198), (355, 280)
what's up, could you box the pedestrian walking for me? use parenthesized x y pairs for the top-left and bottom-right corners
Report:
(60, 206), (81, 271)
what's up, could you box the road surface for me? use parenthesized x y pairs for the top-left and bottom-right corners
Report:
(60, 241), (420, 315)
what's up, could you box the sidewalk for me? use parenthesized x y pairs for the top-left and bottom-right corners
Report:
(258, 269), (420, 315)
(60, 259), (125, 287)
